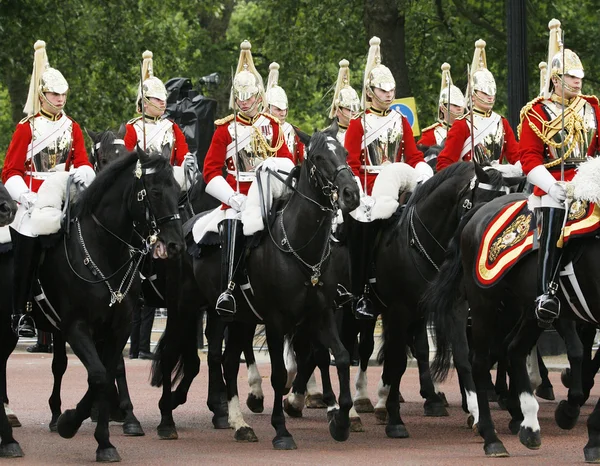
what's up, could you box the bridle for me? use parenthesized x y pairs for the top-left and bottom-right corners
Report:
(90, 135), (125, 171)
(64, 159), (180, 306)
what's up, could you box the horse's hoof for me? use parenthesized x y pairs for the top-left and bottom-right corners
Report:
(472, 422), (479, 434)
(374, 407), (387, 424)
(329, 414), (350, 442)
(235, 426), (258, 442)
(535, 385), (555, 401)
(123, 421), (145, 436)
(561, 368), (572, 389)
(385, 423), (409, 438)
(584, 445), (600, 463)
(350, 416), (364, 432)
(282, 386), (291, 396)
(518, 426), (541, 450)
(0, 442), (24, 458)
(96, 446), (121, 462)
(437, 392), (449, 407)
(246, 394), (264, 414)
(212, 415), (229, 430)
(353, 398), (374, 413)
(484, 441), (509, 457)
(273, 435), (297, 450)
(49, 418), (58, 432)
(467, 414), (474, 429)
(57, 409), (81, 439)
(555, 400), (580, 430)
(283, 398), (303, 418)
(7, 414), (21, 428)
(305, 393), (327, 409)
(424, 402), (449, 417)
(508, 418), (521, 435)
(157, 424), (178, 440)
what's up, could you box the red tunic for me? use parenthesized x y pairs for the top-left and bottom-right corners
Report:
(203, 113), (293, 201)
(416, 123), (441, 147)
(2, 114), (91, 193)
(519, 95), (600, 195)
(345, 109), (425, 194)
(436, 116), (520, 172)
(123, 119), (189, 166)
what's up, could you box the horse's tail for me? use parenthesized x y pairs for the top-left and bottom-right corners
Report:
(150, 326), (186, 388)
(420, 205), (481, 382)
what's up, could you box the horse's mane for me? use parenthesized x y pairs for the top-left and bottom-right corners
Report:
(400, 162), (473, 223)
(74, 152), (171, 218)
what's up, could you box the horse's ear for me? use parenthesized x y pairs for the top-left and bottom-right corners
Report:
(503, 175), (526, 187)
(162, 143), (172, 160)
(326, 119), (340, 137)
(117, 123), (127, 139)
(474, 162), (490, 183)
(294, 127), (311, 147)
(136, 144), (149, 164)
(85, 128), (98, 143)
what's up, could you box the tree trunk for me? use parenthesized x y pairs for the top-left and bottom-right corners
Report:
(506, 0), (528, 134)
(363, 0), (412, 97)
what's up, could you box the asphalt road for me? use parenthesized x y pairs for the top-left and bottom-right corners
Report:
(3, 351), (597, 465)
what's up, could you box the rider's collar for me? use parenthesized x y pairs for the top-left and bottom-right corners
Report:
(237, 112), (260, 125)
(473, 108), (492, 118)
(369, 107), (390, 117)
(550, 93), (577, 107)
(337, 122), (348, 131)
(39, 109), (63, 121)
(143, 115), (162, 123)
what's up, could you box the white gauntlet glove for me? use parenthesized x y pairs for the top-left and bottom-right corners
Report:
(72, 165), (96, 187)
(18, 191), (38, 210)
(548, 183), (567, 203)
(228, 193), (247, 211)
(183, 154), (198, 174)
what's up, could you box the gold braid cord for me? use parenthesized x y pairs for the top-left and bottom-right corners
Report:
(520, 96), (587, 168)
(250, 114), (284, 159)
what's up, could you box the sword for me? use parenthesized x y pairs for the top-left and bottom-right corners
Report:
(140, 60), (147, 151)
(445, 70), (451, 127)
(560, 29), (566, 183)
(231, 66), (240, 195)
(467, 64), (475, 162)
(362, 108), (368, 192)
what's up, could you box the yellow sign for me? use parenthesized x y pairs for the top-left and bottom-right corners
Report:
(390, 97), (420, 137)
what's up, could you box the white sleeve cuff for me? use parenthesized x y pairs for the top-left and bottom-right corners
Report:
(4, 175), (30, 201)
(205, 176), (235, 205)
(527, 165), (556, 194)
(77, 164), (96, 184)
(415, 161), (434, 178)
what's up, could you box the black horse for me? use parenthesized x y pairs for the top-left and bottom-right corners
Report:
(423, 190), (600, 461)
(152, 126), (360, 449)
(19, 147), (183, 462)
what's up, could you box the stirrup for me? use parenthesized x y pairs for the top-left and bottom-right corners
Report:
(13, 314), (36, 338)
(335, 284), (354, 308)
(216, 288), (236, 321)
(535, 292), (560, 329)
(354, 295), (376, 320)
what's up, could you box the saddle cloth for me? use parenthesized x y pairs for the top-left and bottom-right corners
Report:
(475, 198), (600, 287)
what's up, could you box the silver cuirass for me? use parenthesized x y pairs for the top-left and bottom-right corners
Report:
(30, 116), (73, 171)
(227, 115), (274, 177)
(364, 110), (404, 168)
(470, 112), (504, 164)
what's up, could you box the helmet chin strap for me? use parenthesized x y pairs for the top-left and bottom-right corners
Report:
(473, 92), (495, 107)
(143, 97), (166, 115)
(236, 94), (262, 118)
(39, 92), (66, 113)
(368, 87), (392, 111)
(556, 75), (580, 95)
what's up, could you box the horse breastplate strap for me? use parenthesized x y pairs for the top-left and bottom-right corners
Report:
(363, 111), (403, 171)
(134, 119), (174, 156)
(434, 125), (447, 145)
(226, 115), (275, 181)
(461, 112), (503, 164)
(29, 115), (73, 172)
(543, 99), (597, 167)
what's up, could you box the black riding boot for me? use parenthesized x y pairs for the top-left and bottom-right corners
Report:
(535, 207), (566, 329)
(215, 219), (244, 321)
(348, 218), (379, 320)
(10, 228), (38, 338)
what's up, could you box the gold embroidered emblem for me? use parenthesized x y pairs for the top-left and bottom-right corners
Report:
(568, 200), (588, 221)
(488, 213), (532, 263)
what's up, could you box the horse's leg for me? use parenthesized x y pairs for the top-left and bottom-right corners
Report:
(0, 312), (22, 458)
(244, 324), (264, 414)
(353, 317), (376, 413)
(412, 319), (448, 417)
(223, 322), (258, 442)
(205, 311), (228, 429)
(494, 355), (510, 410)
(265, 323), (296, 450)
(576, 323), (597, 404)
(305, 372), (327, 408)
(534, 345), (555, 400)
(0, 319), (20, 428)
(57, 321), (120, 462)
(283, 336), (297, 394)
(553, 319), (584, 430)
(284, 330), (312, 418)
(48, 331), (68, 432)
(114, 354), (144, 436)
(584, 396), (600, 462)
(449, 300), (479, 429)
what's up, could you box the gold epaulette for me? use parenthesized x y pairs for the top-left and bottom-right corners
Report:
(421, 122), (441, 132)
(261, 112), (280, 124)
(127, 116), (142, 125)
(517, 96), (545, 139)
(19, 115), (34, 125)
(580, 94), (600, 106)
(214, 114), (235, 126)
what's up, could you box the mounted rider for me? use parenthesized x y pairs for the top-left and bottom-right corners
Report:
(417, 63), (465, 155)
(266, 62), (305, 165)
(344, 36), (433, 319)
(124, 50), (195, 170)
(436, 40), (520, 171)
(203, 40), (293, 318)
(328, 59), (361, 146)
(519, 19), (600, 328)
(2, 40), (95, 337)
